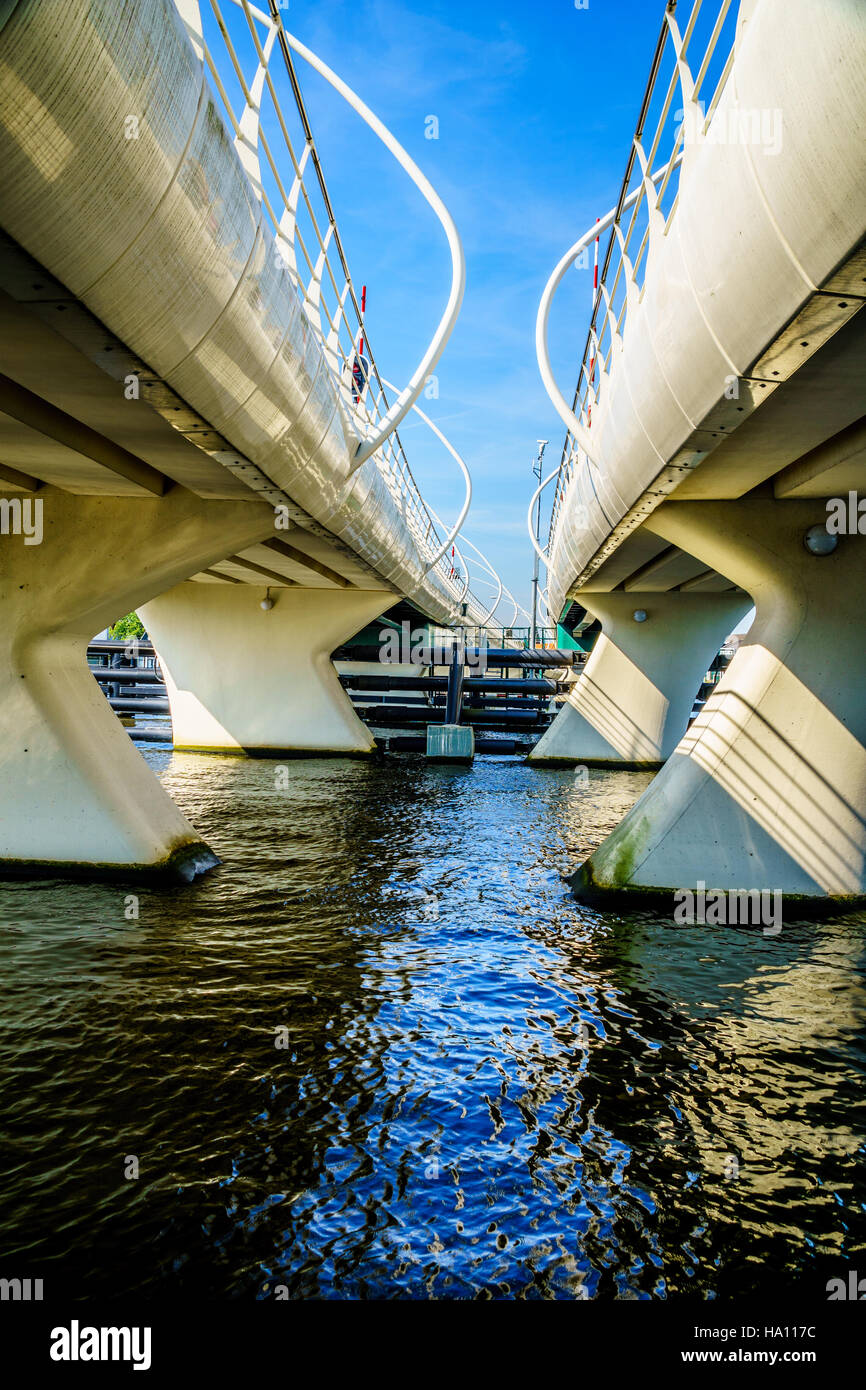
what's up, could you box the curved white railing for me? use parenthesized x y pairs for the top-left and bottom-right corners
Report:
(485, 584), (519, 631)
(472, 577), (504, 628)
(452, 551), (471, 612)
(536, 157), (681, 455)
(526, 465), (562, 563)
(457, 540), (503, 628)
(509, 595), (527, 629)
(280, 31), (466, 470)
(536, 0), (738, 560)
(182, 0), (470, 603)
(439, 523), (504, 629)
(380, 379), (472, 570)
(539, 586), (552, 628)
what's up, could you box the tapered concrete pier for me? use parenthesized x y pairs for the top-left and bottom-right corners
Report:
(141, 583), (394, 757)
(572, 498), (866, 908)
(529, 591), (748, 767)
(0, 487), (274, 877)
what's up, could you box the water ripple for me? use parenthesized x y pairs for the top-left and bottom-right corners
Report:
(0, 753), (864, 1299)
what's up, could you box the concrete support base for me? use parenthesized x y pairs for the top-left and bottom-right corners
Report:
(572, 497), (866, 912)
(426, 723), (474, 764)
(140, 583), (395, 756)
(0, 486), (274, 878)
(529, 591), (748, 767)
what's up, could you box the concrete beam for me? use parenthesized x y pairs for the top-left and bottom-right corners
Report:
(0, 460), (42, 491)
(221, 554), (299, 586)
(262, 537), (353, 589)
(0, 371), (167, 495)
(773, 416), (866, 498)
(200, 568), (243, 584)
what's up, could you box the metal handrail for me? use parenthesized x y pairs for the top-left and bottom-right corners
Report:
(184, 0), (469, 603)
(457, 541), (503, 628)
(525, 465), (562, 562)
(380, 379), (472, 570)
(423, 500), (509, 631)
(276, 25), (466, 471)
(536, 0), (738, 559)
(536, 157), (681, 459)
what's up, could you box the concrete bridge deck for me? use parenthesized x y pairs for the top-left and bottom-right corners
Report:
(532, 0), (866, 910)
(0, 0), (496, 876)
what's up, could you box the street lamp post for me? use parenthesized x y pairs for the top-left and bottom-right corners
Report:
(530, 439), (547, 648)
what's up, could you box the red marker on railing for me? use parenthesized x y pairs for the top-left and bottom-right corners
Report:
(587, 218), (600, 428)
(593, 217), (599, 311)
(359, 283), (366, 357)
(352, 284), (369, 403)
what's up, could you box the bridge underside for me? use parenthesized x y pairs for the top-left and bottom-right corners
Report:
(0, 237), (430, 877)
(0, 233), (402, 592)
(557, 291), (866, 912)
(0, 0), (490, 880)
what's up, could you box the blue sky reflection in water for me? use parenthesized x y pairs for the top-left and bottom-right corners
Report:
(0, 750), (864, 1299)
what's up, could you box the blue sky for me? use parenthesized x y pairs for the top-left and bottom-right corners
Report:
(272, 0), (665, 616)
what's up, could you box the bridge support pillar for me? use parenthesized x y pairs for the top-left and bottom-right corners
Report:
(529, 591), (748, 767)
(140, 582), (394, 756)
(572, 497), (866, 912)
(0, 486), (274, 879)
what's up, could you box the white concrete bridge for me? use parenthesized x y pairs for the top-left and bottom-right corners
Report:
(531, 0), (866, 910)
(0, 0), (498, 877)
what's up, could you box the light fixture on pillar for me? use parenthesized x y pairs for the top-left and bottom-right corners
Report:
(803, 525), (838, 556)
(260, 586), (275, 612)
(633, 608), (648, 623)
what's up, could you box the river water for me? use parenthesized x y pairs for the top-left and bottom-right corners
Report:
(1, 750), (864, 1300)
